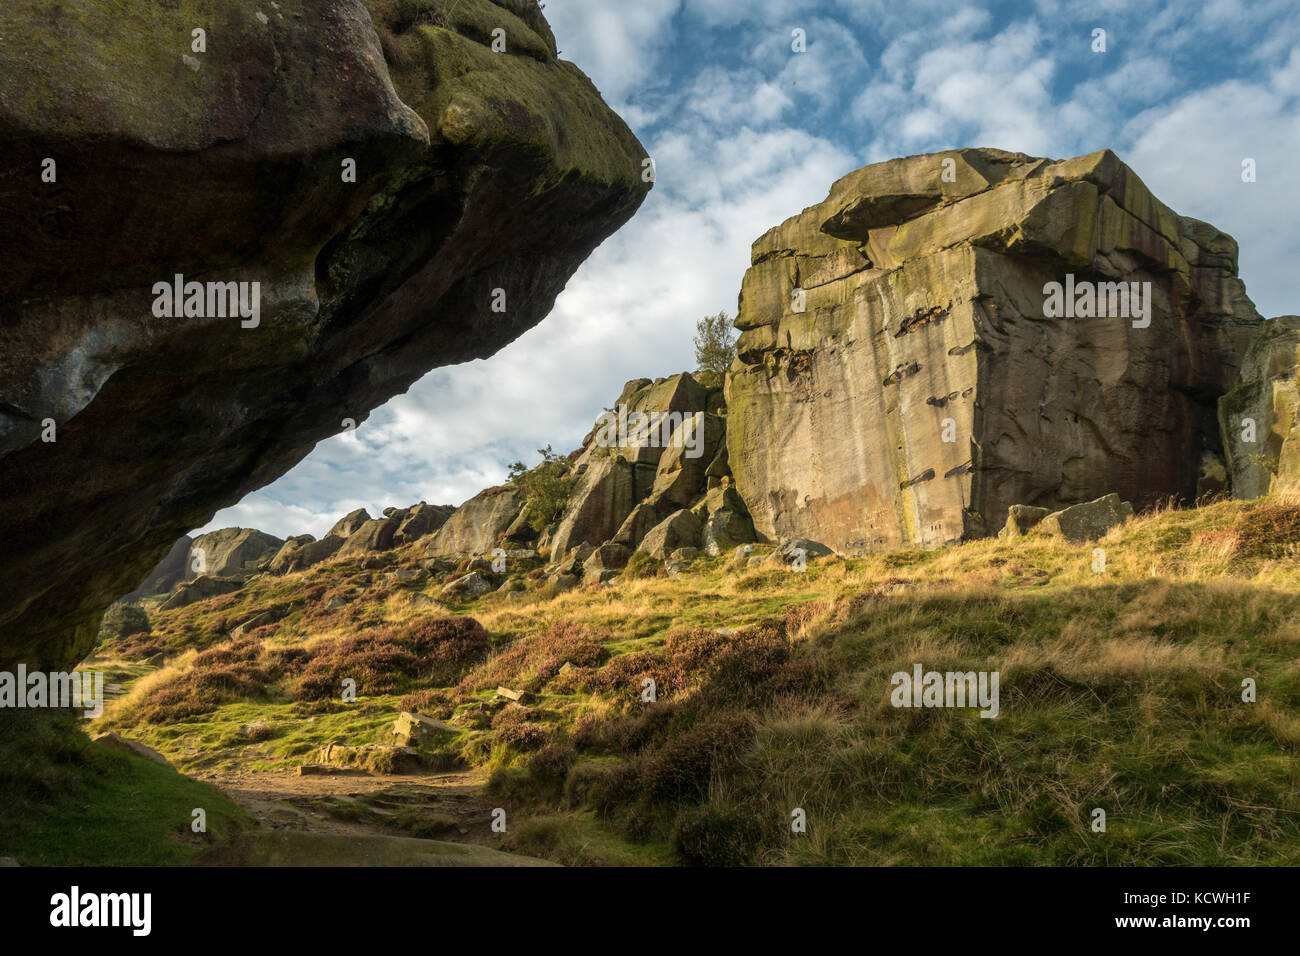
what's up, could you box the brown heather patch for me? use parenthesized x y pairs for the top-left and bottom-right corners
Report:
(458, 619), (611, 695)
(1233, 502), (1300, 558)
(398, 688), (456, 719)
(121, 616), (489, 722)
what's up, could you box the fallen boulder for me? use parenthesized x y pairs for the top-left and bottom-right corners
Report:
(1038, 494), (1134, 543)
(998, 505), (1052, 540)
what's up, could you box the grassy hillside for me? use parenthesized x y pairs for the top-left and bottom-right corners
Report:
(0, 710), (252, 865)
(89, 493), (1300, 865)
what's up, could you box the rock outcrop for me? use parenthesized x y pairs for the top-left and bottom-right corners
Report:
(189, 528), (285, 579)
(0, 0), (650, 669)
(1220, 316), (1300, 498)
(426, 486), (524, 558)
(726, 148), (1263, 555)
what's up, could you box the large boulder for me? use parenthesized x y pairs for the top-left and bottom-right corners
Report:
(637, 509), (703, 560)
(582, 542), (630, 584)
(1220, 316), (1300, 498)
(393, 503), (455, 545)
(726, 148), (1262, 556)
(269, 533), (348, 574)
(997, 505), (1051, 540)
(329, 509), (373, 539)
(1038, 494), (1134, 543)
(611, 502), (662, 549)
(160, 575), (245, 610)
(546, 372), (717, 557)
(337, 516), (399, 557)
(0, 0), (650, 670)
(646, 413), (726, 509)
(548, 457), (640, 559)
(188, 528), (285, 579)
(426, 486), (522, 558)
(702, 509), (757, 557)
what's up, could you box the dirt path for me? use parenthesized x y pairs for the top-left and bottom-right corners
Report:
(198, 766), (503, 846)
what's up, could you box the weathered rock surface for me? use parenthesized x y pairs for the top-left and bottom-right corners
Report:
(337, 516), (399, 558)
(268, 533), (348, 575)
(440, 571), (495, 597)
(638, 509), (703, 560)
(329, 509), (374, 539)
(1038, 494), (1134, 543)
(726, 148), (1262, 555)
(612, 502), (663, 549)
(1220, 316), (1300, 498)
(189, 528), (285, 579)
(393, 502), (455, 545)
(997, 505), (1052, 540)
(549, 457), (642, 560)
(0, 0), (650, 668)
(426, 486), (522, 558)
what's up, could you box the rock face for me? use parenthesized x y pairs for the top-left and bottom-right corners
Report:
(407, 370), (757, 573)
(548, 372), (733, 557)
(426, 486), (523, 558)
(726, 148), (1262, 556)
(0, 0), (650, 669)
(189, 528), (285, 579)
(1220, 316), (1300, 498)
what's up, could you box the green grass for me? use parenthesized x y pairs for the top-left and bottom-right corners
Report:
(75, 492), (1300, 865)
(0, 711), (251, 865)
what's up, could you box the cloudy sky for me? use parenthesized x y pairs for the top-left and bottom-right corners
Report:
(203, 0), (1300, 539)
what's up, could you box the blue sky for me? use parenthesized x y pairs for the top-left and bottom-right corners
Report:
(203, 0), (1300, 539)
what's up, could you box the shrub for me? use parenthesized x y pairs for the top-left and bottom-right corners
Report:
(398, 688), (455, 719)
(526, 743), (576, 800)
(672, 804), (767, 866)
(1234, 503), (1300, 558)
(639, 714), (752, 803)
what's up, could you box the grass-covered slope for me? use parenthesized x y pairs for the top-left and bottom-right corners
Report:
(0, 711), (252, 866)
(89, 494), (1300, 866)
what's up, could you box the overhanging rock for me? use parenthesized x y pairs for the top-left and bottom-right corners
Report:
(0, 0), (651, 668)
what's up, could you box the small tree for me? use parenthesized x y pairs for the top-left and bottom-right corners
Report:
(507, 445), (573, 532)
(693, 311), (737, 375)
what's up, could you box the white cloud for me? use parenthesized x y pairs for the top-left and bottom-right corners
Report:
(544, 0), (682, 109)
(1122, 77), (1300, 319)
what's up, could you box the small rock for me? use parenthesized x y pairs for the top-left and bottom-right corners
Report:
(393, 711), (459, 749)
(495, 686), (535, 704)
(440, 571), (494, 597)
